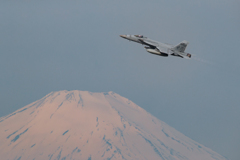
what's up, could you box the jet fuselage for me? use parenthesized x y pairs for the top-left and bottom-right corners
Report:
(120, 35), (191, 59)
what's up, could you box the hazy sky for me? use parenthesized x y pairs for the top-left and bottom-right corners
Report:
(0, 1), (239, 159)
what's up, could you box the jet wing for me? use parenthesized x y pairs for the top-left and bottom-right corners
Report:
(139, 39), (170, 55)
(138, 39), (157, 49)
(156, 46), (170, 55)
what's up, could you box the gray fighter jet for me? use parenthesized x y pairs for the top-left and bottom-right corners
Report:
(120, 35), (191, 59)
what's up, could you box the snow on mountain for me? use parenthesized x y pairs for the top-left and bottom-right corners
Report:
(0, 90), (226, 160)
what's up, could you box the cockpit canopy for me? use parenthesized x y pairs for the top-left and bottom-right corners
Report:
(134, 35), (146, 38)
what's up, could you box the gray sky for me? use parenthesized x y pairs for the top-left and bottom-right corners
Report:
(0, 1), (239, 159)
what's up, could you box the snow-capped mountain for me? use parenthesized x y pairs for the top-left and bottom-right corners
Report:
(0, 90), (226, 160)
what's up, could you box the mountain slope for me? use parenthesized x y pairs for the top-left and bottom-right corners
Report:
(0, 90), (226, 160)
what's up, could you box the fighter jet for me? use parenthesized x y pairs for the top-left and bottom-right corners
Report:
(120, 35), (191, 59)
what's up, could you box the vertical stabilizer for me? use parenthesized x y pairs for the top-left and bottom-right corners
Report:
(173, 41), (189, 52)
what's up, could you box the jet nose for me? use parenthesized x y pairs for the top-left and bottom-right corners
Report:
(120, 35), (127, 38)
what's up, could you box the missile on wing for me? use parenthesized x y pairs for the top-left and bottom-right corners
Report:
(144, 46), (168, 57)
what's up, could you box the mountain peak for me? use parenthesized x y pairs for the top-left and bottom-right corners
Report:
(0, 90), (226, 160)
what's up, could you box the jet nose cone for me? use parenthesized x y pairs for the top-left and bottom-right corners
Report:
(120, 35), (127, 38)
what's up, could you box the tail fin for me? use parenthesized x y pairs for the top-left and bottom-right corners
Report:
(173, 40), (189, 52)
